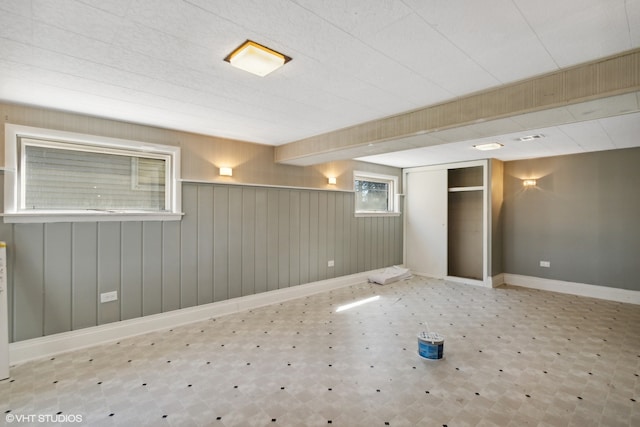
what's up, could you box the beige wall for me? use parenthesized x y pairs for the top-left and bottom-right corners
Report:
(0, 102), (400, 191)
(502, 147), (640, 290)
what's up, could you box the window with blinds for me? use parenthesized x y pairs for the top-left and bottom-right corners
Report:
(22, 141), (167, 211)
(4, 124), (182, 222)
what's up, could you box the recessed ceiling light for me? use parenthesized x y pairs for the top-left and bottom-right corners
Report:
(224, 40), (291, 77)
(517, 134), (545, 142)
(473, 142), (503, 151)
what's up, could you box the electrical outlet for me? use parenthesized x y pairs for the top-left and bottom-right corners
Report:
(328, 260), (335, 267)
(100, 291), (118, 303)
(539, 261), (551, 268)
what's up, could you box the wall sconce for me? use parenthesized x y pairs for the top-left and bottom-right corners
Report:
(220, 167), (233, 177)
(523, 179), (537, 187)
(328, 177), (337, 185)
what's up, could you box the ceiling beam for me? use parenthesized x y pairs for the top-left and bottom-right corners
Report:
(275, 48), (640, 166)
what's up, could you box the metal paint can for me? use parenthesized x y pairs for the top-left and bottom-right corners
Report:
(417, 331), (444, 360)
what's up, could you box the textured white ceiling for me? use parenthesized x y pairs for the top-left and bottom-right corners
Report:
(0, 0), (639, 166)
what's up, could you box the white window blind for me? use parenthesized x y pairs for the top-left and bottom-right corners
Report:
(22, 142), (167, 211)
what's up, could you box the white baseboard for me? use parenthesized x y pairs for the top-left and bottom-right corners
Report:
(491, 273), (505, 288)
(9, 270), (376, 366)
(412, 272), (503, 288)
(445, 276), (492, 288)
(503, 273), (640, 305)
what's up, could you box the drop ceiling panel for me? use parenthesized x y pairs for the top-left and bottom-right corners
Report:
(559, 120), (616, 152)
(323, 37), (451, 109)
(468, 33), (557, 83)
(630, 0), (640, 46)
(515, 0), (635, 67)
(405, 0), (558, 83)
(565, 93), (640, 120)
(112, 23), (218, 73)
(510, 107), (577, 130)
(600, 113), (640, 149)
(293, 66), (405, 116)
(427, 126), (487, 144)
(32, 22), (113, 66)
(291, 0), (414, 38)
(0, 7), (33, 45)
(0, 0), (32, 17)
(464, 118), (526, 140)
(532, 127), (583, 157)
(0, 38), (31, 65)
(369, 13), (500, 96)
(32, 0), (123, 42)
(350, 64), (449, 109)
(404, 133), (450, 149)
(124, 0), (239, 47)
(75, 0), (131, 17)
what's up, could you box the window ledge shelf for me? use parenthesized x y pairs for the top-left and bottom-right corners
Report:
(2, 212), (184, 224)
(355, 212), (401, 218)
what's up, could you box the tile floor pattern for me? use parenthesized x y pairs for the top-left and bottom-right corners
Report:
(1, 276), (639, 426)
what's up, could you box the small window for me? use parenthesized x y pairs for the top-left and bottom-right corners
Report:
(4, 124), (182, 223)
(354, 171), (400, 216)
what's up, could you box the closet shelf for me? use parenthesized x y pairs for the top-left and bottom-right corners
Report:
(448, 186), (484, 192)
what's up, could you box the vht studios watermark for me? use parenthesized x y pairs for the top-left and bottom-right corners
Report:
(5, 413), (83, 423)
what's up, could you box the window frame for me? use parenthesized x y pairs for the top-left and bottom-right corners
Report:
(3, 124), (182, 223)
(353, 171), (400, 217)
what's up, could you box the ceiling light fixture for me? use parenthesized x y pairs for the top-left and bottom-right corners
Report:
(473, 142), (503, 151)
(224, 40), (291, 77)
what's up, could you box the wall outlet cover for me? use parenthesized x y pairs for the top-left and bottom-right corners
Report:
(100, 291), (118, 303)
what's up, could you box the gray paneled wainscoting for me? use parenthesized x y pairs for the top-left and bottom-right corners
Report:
(0, 182), (403, 343)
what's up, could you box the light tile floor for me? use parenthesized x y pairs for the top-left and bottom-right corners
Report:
(1, 276), (639, 426)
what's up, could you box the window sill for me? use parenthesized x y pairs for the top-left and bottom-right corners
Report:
(355, 211), (401, 218)
(2, 211), (184, 224)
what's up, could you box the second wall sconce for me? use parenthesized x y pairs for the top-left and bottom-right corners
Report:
(523, 179), (537, 187)
(328, 177), (337, 185)
(220, 167), (233, 177)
